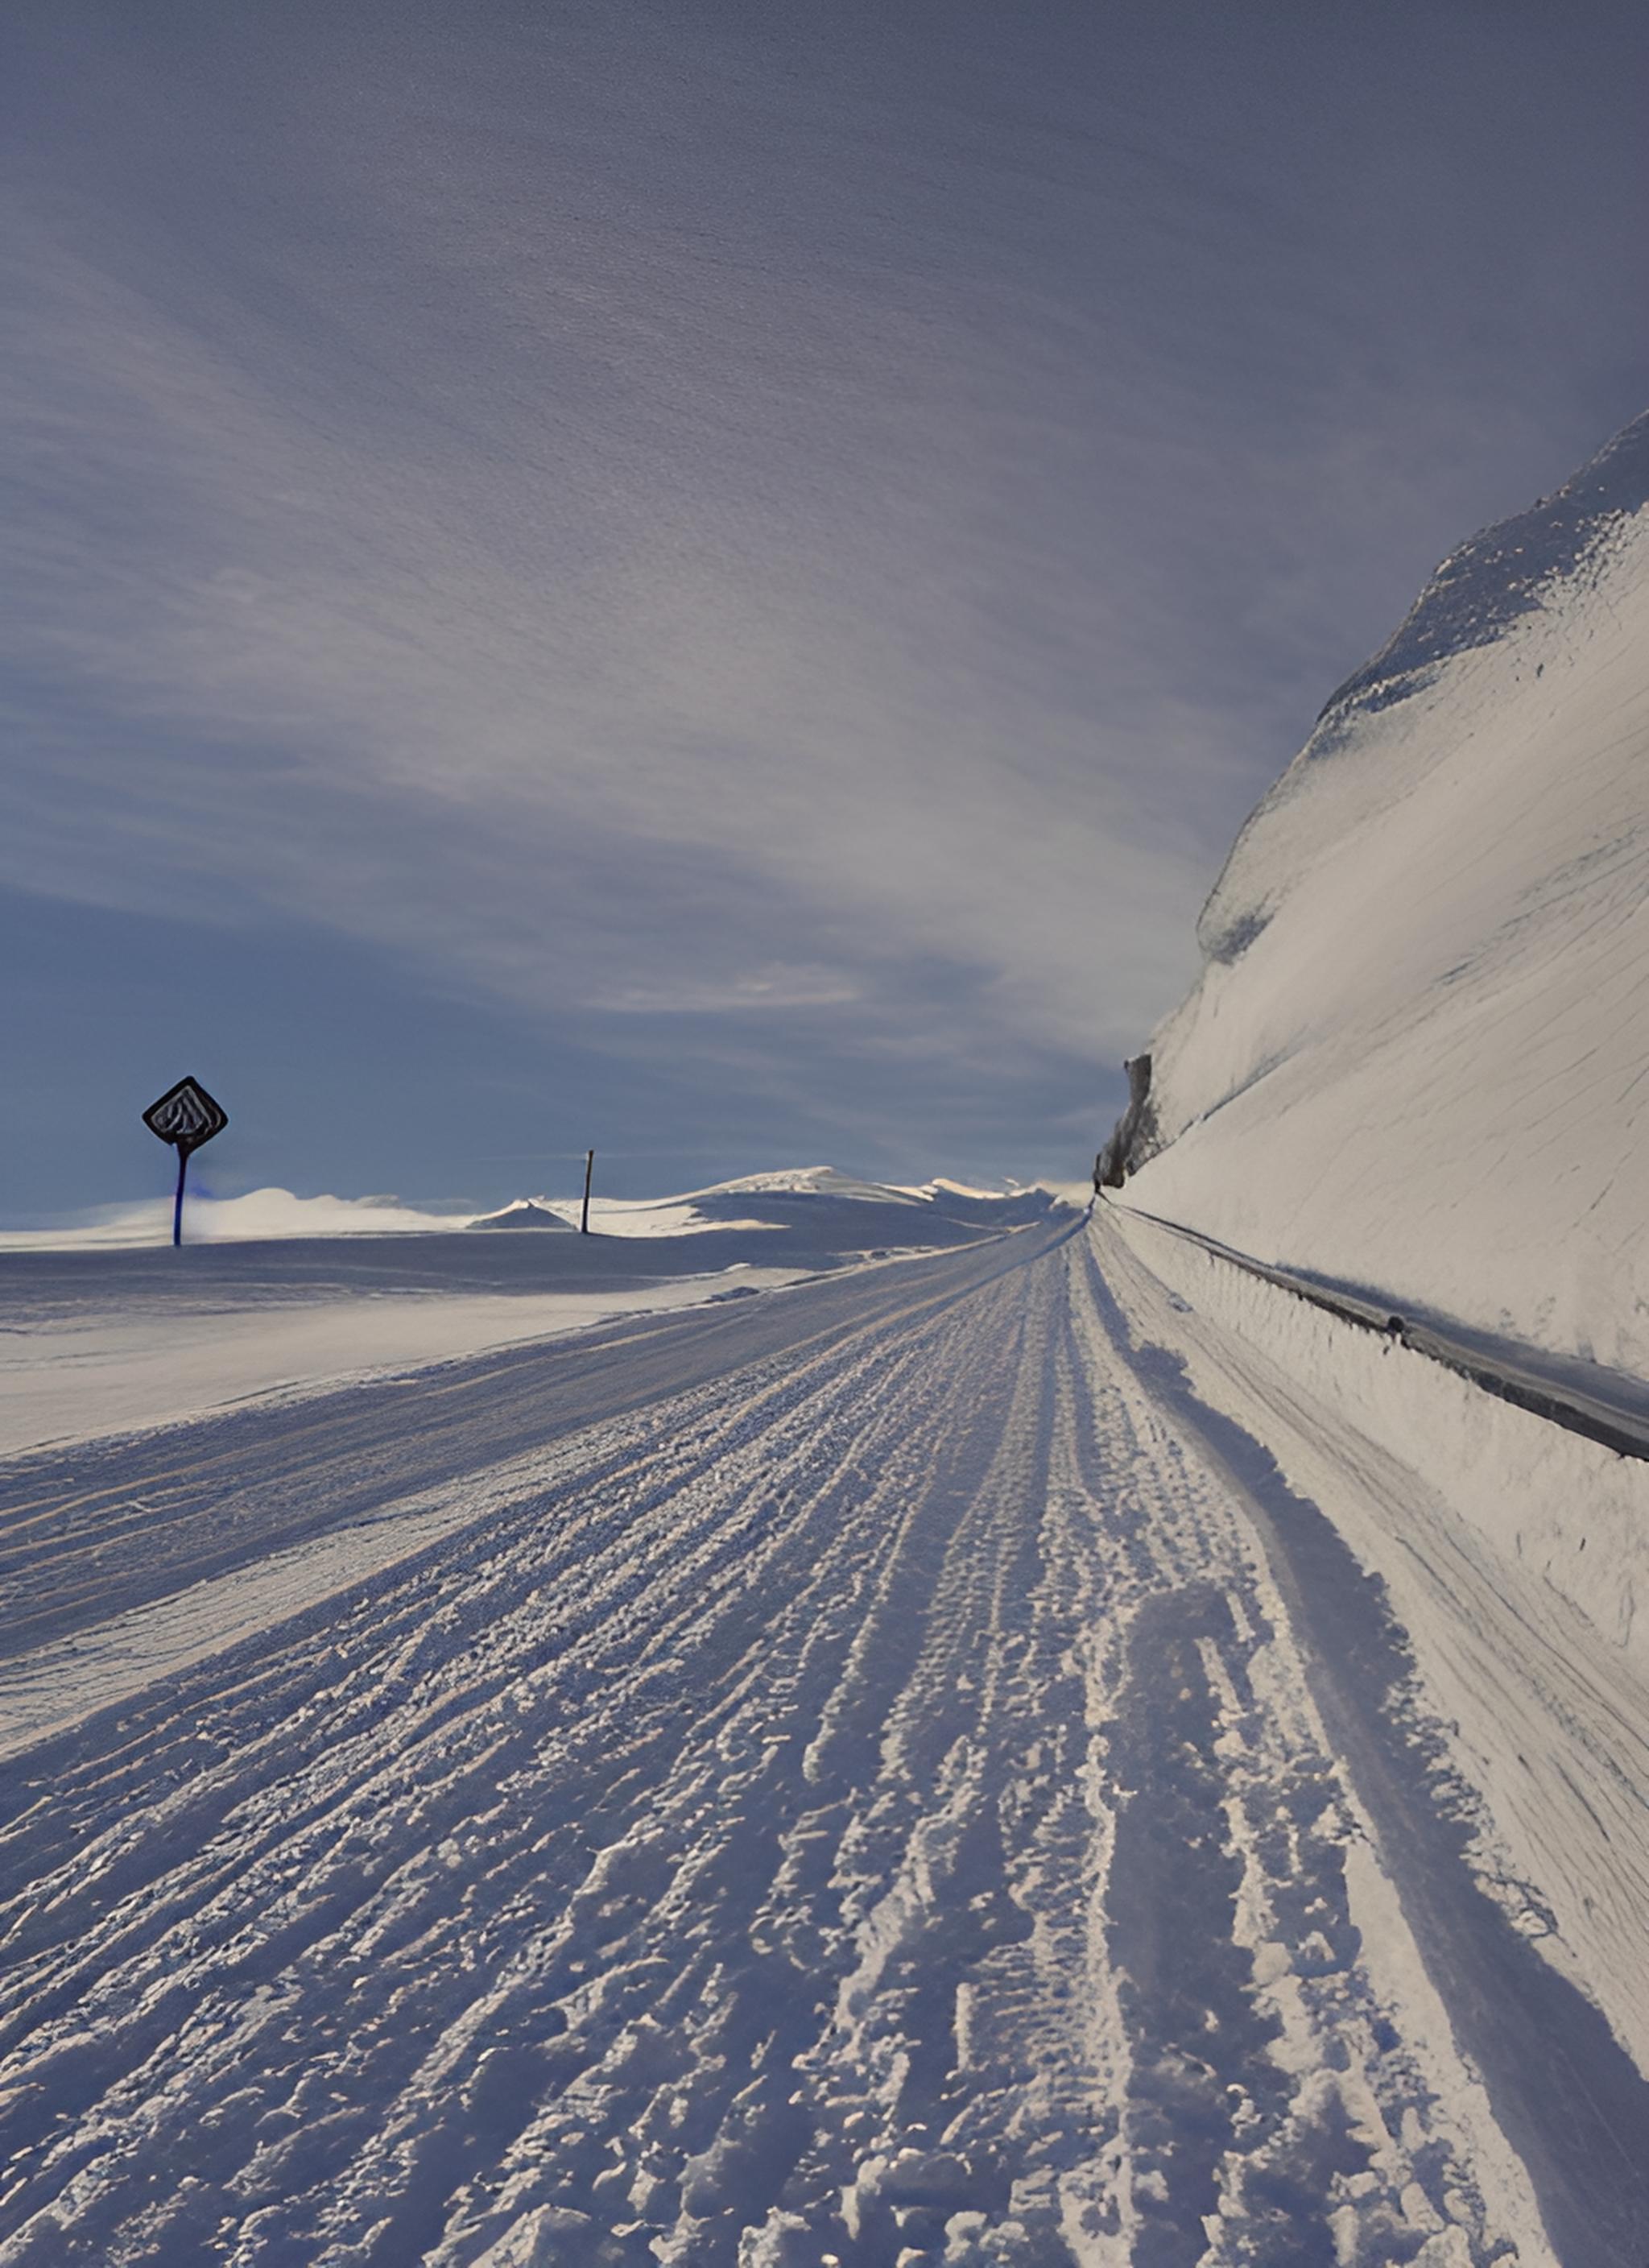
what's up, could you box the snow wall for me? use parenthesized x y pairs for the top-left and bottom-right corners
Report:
(1114, 410), (1649, 1372)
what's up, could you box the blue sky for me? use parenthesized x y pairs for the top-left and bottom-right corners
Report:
(5, 0), (1647, 1216)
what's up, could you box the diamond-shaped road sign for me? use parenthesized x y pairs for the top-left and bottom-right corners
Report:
(143, 1076), (229, 1244)
(143, 1076), (229, 1156)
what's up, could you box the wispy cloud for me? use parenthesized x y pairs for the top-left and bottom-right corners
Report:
(5, 0), (1646, 1192)
(3, 184), (1221, 1062)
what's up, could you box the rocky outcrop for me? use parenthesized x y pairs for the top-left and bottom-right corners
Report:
(1095, 1053), (1155, 1189)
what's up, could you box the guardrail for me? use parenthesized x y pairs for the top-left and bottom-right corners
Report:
(1098, 1194), (1649, 1466)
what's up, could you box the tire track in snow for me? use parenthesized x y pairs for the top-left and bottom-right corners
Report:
(1083, 1222), (1649, 2268)
(0, 1225), (1074, 1660)
(0, 1230), (1575, 2264)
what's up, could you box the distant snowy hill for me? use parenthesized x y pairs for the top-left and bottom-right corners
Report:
(486, 1169), (1058, 1241)
(1, 1169), (1058, 1252)
(468, 1199), (574, 1231)
(684, 1166), (924, 1204)
(1107, 410), (1649, 1369)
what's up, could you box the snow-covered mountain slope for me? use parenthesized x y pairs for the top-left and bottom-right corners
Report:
(679, 1165), (926, 1204)
(1112, 410), (1649, 1372)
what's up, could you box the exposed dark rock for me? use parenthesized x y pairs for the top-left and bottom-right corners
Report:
(1096, 1053), (1155, 1189)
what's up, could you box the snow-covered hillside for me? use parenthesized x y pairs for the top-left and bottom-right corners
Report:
(1110, 411), (1649, 1372)
(518, 1170), (1057, 1240)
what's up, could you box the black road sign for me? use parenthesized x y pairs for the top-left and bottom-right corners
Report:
(143, 1077), (229, 1155)
(143, 1076), (229, 1245)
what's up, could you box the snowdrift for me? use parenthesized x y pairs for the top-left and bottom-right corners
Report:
(1114, 411), (1649, 1371)
(1096, 1201), (1649, 2094)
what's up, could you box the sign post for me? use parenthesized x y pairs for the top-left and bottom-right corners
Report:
(142, 1077), (229, 1247)
(581, 1148), (595, 1235)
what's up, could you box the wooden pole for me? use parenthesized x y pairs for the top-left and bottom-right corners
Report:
(581, 1148), (594, 1235)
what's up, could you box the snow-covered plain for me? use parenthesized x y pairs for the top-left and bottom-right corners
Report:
(0, 1272), (807, 1459)
(0, 1176), (1043, 1455)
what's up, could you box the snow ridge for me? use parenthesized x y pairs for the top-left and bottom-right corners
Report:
(1316, 408), (1649, 735)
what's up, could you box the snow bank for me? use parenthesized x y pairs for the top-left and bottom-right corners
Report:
(1118, 411), (1649, 1372)
(1097, 1202), (1649, 2080)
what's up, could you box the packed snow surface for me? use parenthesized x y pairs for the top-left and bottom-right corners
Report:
(3, 1197), (1647, 2262)
(1121, 411), (1649, 1372)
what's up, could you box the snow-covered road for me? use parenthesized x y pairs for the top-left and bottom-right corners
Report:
(2, 1219), (1644, 2265)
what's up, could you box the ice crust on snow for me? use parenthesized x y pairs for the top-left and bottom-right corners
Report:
(1119, 408), (1649, 1371)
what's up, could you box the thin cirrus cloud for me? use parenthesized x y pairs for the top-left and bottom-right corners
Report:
(5, 188), (1204, 1046)
(4, 0), (1647, 1204)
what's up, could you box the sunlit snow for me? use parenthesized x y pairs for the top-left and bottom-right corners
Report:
(1121, 411), (1649, 1373)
